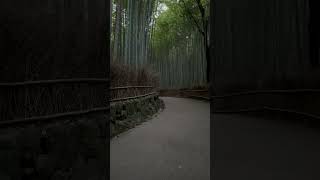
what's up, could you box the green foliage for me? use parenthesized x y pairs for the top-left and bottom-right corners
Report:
(153, 1), (190, 51)
(152, 0), (209, 51)
(150, 0), (209, 89)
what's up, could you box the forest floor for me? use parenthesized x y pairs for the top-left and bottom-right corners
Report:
(110, 97), (210, 180)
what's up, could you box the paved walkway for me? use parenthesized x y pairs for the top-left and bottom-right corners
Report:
(111, 97), (210, 180)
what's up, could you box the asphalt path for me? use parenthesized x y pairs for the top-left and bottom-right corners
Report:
(111, 97), (210, 180)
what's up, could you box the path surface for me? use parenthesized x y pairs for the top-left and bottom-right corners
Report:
(111, 97), (210, 180)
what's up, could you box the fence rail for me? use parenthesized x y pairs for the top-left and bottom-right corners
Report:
(0, 80), (157, 127)
(213, 106), (320, 120)
(212, 89), (320, 99)
(110, 92), (158, 102)
(0, 78), (109, 87)
(212, 89), (320, 120)
(180, 89), (209, 101)
(110, 86), (154, 90)
(183, 89), (209, 92)
(110, 85), (156, 101)
(0, 107), (110, 127)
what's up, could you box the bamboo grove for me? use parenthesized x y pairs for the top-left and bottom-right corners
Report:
(111, 0), (209, 89)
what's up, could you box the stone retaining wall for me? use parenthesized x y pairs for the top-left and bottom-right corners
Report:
(111, 94), (164, 137)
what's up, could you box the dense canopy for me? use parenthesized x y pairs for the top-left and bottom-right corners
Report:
(111, 0), (209, 89)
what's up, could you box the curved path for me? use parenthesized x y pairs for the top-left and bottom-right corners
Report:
(111, 97), (210, 180)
